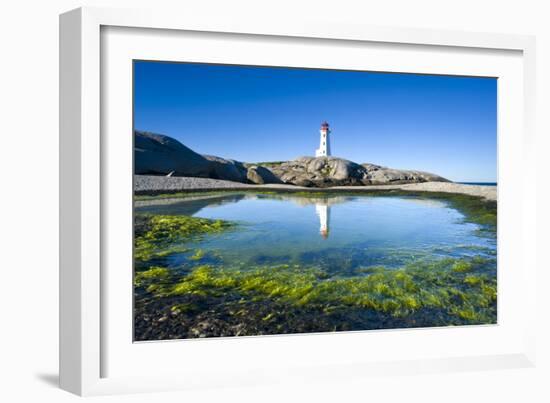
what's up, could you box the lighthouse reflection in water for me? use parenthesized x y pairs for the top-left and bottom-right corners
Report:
(315, 202), (330, 239)
(135, 192), (496, 269)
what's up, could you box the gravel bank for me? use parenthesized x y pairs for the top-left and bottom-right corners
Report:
(134, 175), (496, 201)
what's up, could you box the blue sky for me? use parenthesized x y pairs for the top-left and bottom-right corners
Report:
(134, 61), (497, 182)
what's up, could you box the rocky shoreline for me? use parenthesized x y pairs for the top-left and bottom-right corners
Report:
(134, 175), (497, 201)
(135, 130), (450, 187)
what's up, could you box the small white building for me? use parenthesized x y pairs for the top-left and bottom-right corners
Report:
(315, 121), (331, 157)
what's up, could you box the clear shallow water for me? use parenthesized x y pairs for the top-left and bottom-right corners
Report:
(136, 193), (496, 273)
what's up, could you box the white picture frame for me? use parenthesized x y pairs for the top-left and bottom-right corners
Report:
(59, 6), (537, 396)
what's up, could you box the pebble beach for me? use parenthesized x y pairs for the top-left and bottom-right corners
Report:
(134, 175), (497, 201)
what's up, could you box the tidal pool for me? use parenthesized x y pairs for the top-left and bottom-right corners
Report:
(134, 191), (497, 340)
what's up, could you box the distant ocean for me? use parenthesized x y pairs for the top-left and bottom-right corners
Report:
(458, 182), (497, 186)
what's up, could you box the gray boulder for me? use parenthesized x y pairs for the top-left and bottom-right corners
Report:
(135, 131), (211, 177)
(268, 156), (449, 187)
(270, 157), (369, 187)
(203, 155), (248, 183)
(363, 164), (448, 184)
(246, 166), (283, 184)
(135, 131), (249, 182)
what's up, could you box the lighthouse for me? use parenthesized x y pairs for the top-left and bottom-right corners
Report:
(315, 121), (331, 157)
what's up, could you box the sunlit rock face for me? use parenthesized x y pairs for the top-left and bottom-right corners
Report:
(135, 131), (281, 184)
(269, 156), (449, 187)
(134, 130), (212, 177)
(246, 165), (283, 185)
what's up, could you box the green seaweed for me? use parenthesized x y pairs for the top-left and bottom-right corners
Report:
(134, 214), (234, 261)
(135, 190), (243, 201)
(133, 190), (497, 337)
(144, 257), (496, 324)
(452, 260), (473, 273)
(134, 266), (170, 287)
(189, 249), (206, 261)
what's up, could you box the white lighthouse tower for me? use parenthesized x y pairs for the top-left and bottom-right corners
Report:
(315, 121), (331, 157)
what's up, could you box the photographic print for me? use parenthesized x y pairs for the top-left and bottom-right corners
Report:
(133, 61), (497, 341)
